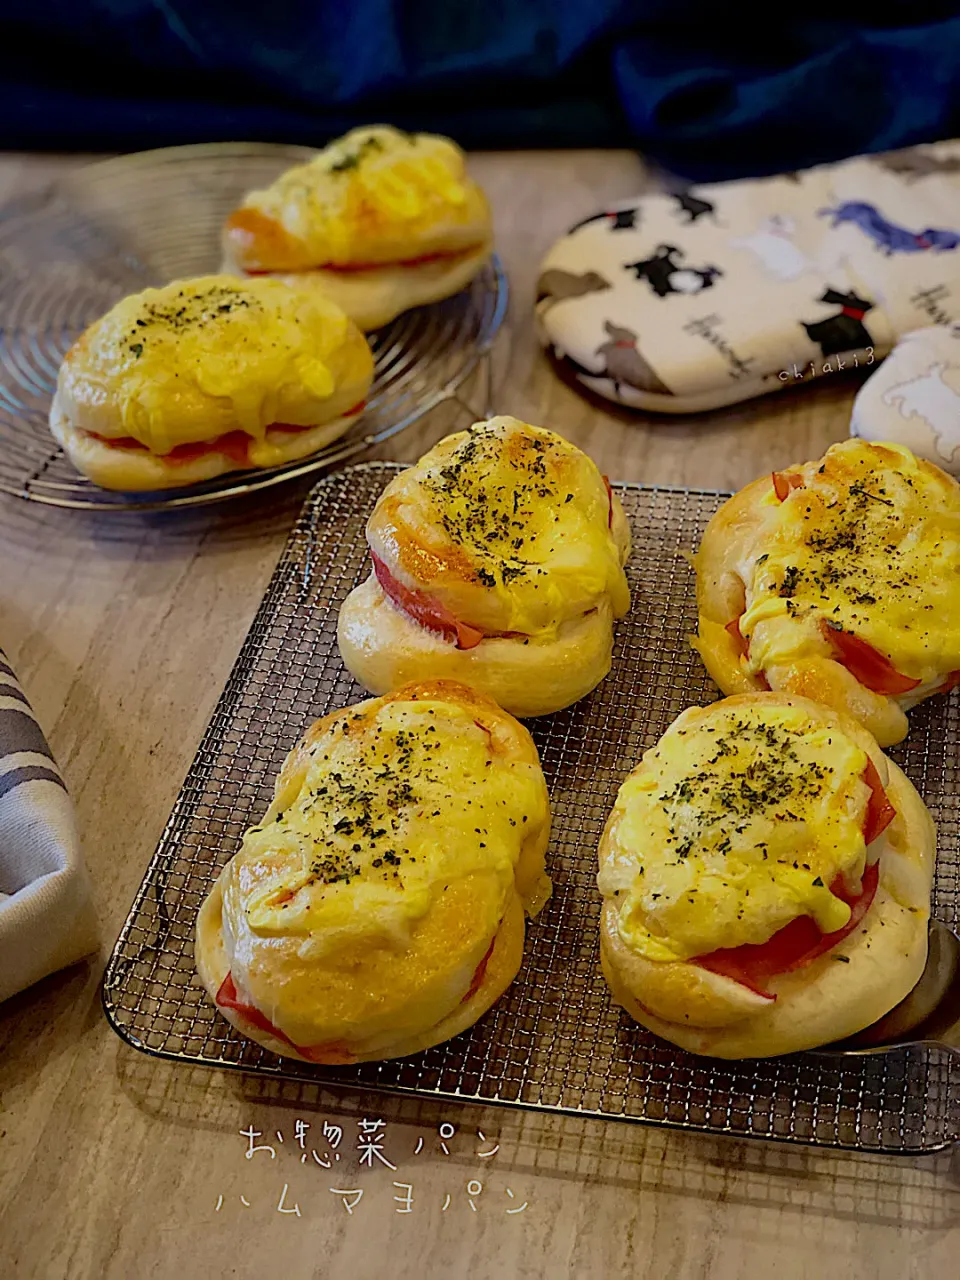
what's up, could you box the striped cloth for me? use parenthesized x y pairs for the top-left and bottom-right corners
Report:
(0, 650), (98, 1003)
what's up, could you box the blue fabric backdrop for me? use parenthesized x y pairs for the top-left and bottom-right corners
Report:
(2, 2), (959, 179)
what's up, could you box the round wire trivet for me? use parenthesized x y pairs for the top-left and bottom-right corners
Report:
(0, 142), (507, 511)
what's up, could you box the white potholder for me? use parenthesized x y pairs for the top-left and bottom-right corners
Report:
(851, 324), (960, 476)
(0, 649), (98, 1003)
(536, 139), (960, 413)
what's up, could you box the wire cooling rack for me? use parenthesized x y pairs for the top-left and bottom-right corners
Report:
(0, 144), (505, 511)
(102, 466), (960, 1153)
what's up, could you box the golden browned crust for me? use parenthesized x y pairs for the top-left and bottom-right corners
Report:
(223, 207), (306, 272)
(222, 126), (492, 275)
(692, 444), (960, 746)
(338, 418), (631, 715)
(368, 422), (631, 596)
(597, 692), (935, 1058)
(195, 680), (551, 1063)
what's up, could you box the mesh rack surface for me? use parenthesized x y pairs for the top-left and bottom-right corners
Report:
(102, 465), (960, 1154)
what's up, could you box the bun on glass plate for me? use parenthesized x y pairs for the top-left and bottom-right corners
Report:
(51, 274), (373, 491)
(222, 125), (493, 331)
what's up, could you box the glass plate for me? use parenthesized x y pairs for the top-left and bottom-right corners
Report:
(0, 143), (506, 511)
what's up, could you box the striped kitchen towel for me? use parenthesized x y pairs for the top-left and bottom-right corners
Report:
(0, 649), (98, 1002)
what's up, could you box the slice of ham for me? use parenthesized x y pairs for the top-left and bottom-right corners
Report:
(939, 670), (960, 694)
(603, 476), (614, 529)
(371, 551), (485, 649)
(694, 861), (880, 998)
(244, 248), (479, 275)
(90, 428), (252, 465)
(462, 938), (496, 1003)
(862, 756), (896, 845)
(370, 552), (533, 650)
(310, 248), (477, 274)
(819, 620), (921, 695)
(772, 470), (804, 501)
(215, 972), (356, 1064)
(693, 760), (891, 996)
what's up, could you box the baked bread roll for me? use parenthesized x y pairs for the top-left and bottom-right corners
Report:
(222, 125), (493, 331)
(196, 680), (551, 1064)
(51, 275), (374, 491)
(598, 692), (934, 1058)
(337, 416), (632, 718)
(693, 439), (960, 746)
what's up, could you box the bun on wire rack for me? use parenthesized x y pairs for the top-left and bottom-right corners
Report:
(337, 415), (632, 718)
(196, 680), (551, 1063)
(597, 692), (934, 1058)
(692, 438), (960, 746)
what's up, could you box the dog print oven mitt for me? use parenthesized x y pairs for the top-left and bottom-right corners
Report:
(851, 323), (960, 476)
(536, 139), (960, 414)
(0, 648), (98, 1003)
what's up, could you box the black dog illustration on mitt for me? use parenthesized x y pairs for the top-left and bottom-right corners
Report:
(874, 148), (960, 182)
(802, 288), (875, 357)
(625, 245), (723, 297)
(569, 208), (639, 233)
(672, 192), (715, 223)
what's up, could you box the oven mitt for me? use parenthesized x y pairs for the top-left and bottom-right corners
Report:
(536, 139), (960, 414)
(851, 323), (960, 476)
(0, 649), (98, 1003)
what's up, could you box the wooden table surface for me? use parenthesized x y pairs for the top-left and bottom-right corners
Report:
(1, 149), (957, 1280)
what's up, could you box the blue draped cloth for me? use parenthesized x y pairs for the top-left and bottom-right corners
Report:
(2, 2), (959, 180)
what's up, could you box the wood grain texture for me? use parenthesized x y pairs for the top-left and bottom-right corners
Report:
(1, 149), (957, 1280)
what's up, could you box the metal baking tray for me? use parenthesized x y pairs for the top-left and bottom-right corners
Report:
(102, 464), (960, 1154)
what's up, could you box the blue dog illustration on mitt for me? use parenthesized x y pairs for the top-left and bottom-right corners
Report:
(819, 201), (960, 254)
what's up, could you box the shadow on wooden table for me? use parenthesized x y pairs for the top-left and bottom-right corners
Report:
(110, 1044), (960, 1232)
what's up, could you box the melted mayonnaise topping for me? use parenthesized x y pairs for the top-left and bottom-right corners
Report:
(228, 697), (545, 960)
(599, 702), (872, 962)
(60, 275), (370, 453)
(239, 126), (484, 266)
(370, 418), (631, 634)
(740, 440), (960, 685)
